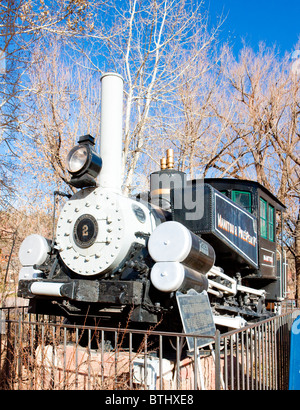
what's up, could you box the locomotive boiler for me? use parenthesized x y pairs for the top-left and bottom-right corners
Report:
(17, 73), (287, 332)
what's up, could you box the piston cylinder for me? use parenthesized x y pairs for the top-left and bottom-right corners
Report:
(150, 261), (209, 293)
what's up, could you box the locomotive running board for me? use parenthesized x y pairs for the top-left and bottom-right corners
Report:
(19, 279), (144, 306)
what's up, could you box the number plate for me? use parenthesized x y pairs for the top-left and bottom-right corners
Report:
(73, 214), (98, 248)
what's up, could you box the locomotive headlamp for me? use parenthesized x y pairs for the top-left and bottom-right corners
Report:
(67, 135), (102, 188)
(67, 145), (88, 174)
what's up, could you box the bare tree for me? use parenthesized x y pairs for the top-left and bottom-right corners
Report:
(64, 0), (222, 193)
(17, 38), (102, 209)
(212, 43), (300, 300)
(0, 0), (103, 209)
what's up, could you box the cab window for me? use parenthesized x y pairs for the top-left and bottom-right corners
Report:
(260, 198), (275, 241)
(260, 198), (267, 238)
(268, 205), (274, 242)
(232, 190), (252, 213)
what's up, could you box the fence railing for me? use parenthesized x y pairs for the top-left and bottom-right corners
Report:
(0, 306), (298, 390)
(215, 313), (296, 390)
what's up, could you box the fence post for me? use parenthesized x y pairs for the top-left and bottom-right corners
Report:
(215, 330), (221, 390)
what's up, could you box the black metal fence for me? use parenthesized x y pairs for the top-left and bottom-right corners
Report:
(216, 313), (295, 390)
(0, 306), (298, 390)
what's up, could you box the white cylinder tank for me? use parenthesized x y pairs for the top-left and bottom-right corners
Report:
(150, 261), (208, 293)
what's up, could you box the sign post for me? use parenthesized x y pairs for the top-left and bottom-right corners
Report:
(289, 315), (300, 390)
(176, 289), (216, 389)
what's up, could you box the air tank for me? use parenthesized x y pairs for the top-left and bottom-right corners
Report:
(148, 221), (215, 273)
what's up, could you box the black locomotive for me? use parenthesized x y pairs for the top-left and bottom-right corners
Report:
(17, 73), (287, 332)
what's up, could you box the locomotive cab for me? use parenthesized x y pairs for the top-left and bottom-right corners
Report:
(199, 178), (287, 302)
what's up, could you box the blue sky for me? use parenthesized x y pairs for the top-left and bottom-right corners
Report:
(204, 0), (300, 56)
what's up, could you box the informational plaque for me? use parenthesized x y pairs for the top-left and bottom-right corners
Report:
(176, 289), (215, 351)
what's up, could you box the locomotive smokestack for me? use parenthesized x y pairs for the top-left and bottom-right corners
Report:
(99, 72), (124, 192)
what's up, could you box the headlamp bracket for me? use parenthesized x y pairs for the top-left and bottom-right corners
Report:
(78, 134), (95, 146)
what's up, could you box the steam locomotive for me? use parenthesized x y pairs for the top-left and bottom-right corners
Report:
(17, 73), (287, 332)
